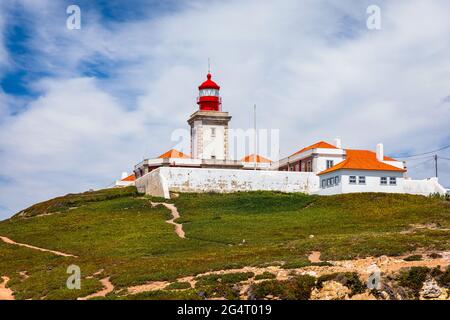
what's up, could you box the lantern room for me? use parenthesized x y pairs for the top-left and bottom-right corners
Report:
(197, 73), (222, 111)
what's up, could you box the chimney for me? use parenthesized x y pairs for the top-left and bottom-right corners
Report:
(376, 143), (384, 162)
(334, 138), (342, 149)
(121, 172), (128, 180)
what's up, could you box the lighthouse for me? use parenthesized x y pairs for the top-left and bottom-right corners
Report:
(188, 72), (231, 161)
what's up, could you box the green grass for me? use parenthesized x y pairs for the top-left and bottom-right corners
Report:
(0, 188), (449, 299)
(165, 281), (192, 290)
(251, 275), (316, 300)
(254, 272), (276, 280)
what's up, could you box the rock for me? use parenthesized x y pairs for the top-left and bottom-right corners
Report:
(310, 281), (351, 300)
(380, 291), (390, 300)
(420, 279), (448, 300)
(350, 292), (377, 300)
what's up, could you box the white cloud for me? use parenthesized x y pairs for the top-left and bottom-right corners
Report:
(1, 0), (450, 218)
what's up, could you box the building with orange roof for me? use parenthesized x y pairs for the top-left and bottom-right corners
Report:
(315, 143), (409, 195)
(115, 172), (136, 187)
(241, 154), (272, 170)
(275, 138), (346, 173)
(128, 70), (445, 197)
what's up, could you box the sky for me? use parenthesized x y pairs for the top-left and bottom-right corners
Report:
(0, 0), (449, 219)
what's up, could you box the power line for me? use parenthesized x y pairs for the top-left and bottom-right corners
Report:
(393, 145), (450, 159)
(402, 155), (435, 161)
(407, 158), (434, 169)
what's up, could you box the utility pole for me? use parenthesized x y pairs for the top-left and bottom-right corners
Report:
(254, 104), (257, 171)
(434, 154), (438, 178)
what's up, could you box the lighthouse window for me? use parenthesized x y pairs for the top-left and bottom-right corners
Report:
(200, 89), (219, 97)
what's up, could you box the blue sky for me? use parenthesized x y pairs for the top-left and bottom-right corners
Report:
(0, 0), (449, 219)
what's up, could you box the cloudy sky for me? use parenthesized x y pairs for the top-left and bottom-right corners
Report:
(0, 0), (449, 219)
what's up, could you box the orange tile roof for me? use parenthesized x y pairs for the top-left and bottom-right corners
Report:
(121, 174), (136, 182)
(318, 149), (405, 175)
(241, 154), (272, 163)
(291, 141), (337, 157)
(157, 149), (191, 159)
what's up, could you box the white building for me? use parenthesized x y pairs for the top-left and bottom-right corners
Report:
(316, 146), (406, 195)
(131, 71), (446, 198)
(115, 172), (136, 187)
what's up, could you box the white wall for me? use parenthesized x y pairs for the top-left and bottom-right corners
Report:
(136, 167), (319, 198)
(314, 155), (345, 173)
(202, 124), (226, 160)
(403, 177), (446, 196)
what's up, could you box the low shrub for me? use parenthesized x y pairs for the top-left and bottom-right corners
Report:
(403, 255), (422, 261)
(254, 272), (276, 280)
(251, 275), (316, 300)
(165, 281), (192, 290)
(397, 267), (430, 299)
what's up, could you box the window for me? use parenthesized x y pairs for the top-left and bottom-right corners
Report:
(380, 177), (387, 185)
(326, 160), (334, 169)
(200, 89), (219, 97)
(334, 176), (340, 185)
(389, 177), (397, 185)
(306, 161), (312, 172)
(211, 127), (216, 138)
(358, 176), (366, 184)
(349, 176), (357, 184)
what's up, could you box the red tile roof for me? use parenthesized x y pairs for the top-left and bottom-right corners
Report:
(157, 149), (191, 159)
(318, 149), (405, 175)
(241, 154), (272, 163)
(121, 174), (136, 182)
(291, 141), (337, 157)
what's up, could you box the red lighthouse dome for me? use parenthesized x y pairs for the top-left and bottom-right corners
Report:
(197, 73), (221, 111)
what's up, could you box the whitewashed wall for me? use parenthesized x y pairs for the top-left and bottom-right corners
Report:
(403, 177), (446, 196)
(136, 167), (319, 198)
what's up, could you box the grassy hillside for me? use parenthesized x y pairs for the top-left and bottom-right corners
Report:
(0, 188), (449, 300)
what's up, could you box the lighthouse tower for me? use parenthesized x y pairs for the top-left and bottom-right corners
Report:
(188, 72), (231, 161)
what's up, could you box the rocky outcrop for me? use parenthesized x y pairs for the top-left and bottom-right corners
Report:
(420, 279), (448, 300)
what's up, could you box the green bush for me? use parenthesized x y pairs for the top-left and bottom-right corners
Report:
(197, 283), (240, 300)
(282, 259), (311, 269)
(165, 281), (192, 290)
(251, 280), (286, 299)
(437, 266), (450, 288)
(195, 272), (254, 287)
(251, 275), (315, 300)
(254, 272), (276, 280)
(403, 255), (422, 261)
(398, 267), (430, 299)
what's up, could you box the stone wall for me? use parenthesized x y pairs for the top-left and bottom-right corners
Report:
(136, 167), (319, 198)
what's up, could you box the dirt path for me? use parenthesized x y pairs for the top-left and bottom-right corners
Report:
(0, 276), (15, 300)
(0, 236), (77, 258)
(308, 251), (321, 263)
(150, 202), (185, 239)
(127, 281), (170, 294)
(78, 277), (114, 300)
(124, 251), (450, 297)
